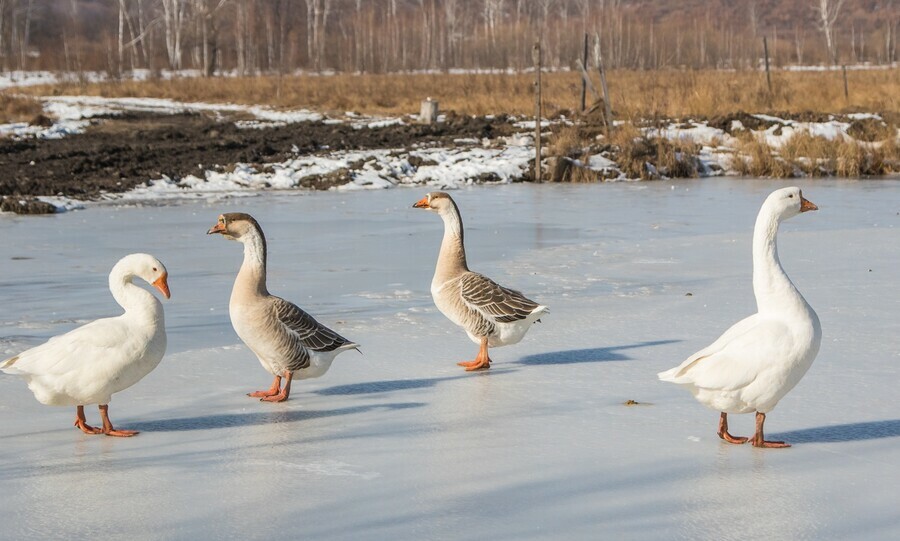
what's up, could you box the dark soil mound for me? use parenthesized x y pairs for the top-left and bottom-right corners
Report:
(0, 111), (516, 201)
(708, 111), (781, 133)
(0, 196), (57, 214)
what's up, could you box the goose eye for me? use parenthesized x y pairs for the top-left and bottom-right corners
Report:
(788, 194), (794, 198)
(152, 267), (158, 272)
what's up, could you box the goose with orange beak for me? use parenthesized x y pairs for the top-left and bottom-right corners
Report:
(659, 187), (821, 448)
(1, 253), (170, 437)
(207, 213), (359, 402)
(413, 192), (548, 371)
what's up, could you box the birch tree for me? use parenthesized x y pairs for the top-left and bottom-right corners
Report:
(161, 0), (187, 69)
(815, 0), (844, 64)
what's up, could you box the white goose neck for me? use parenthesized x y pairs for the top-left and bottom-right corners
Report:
(435, 203), (469, 284)
(752, 206), (801, 313)
(237, 227), (268, 296)
(109, 268), (164, 323)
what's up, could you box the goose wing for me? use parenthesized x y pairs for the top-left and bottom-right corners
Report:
(2, 317), (135, 377)
(271, 296), (354, 353)
(660, 315), (794, 391)
(459, 272), (540, 324)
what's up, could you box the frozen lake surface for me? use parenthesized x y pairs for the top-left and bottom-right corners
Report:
(1, 179), (898, 540)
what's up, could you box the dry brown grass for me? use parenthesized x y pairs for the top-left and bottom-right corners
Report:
(547, 124), (583, 158)
(607, 123), (702, 180)
(733, 136), (795, 177)
(10, 69), (900, 119)
(733, 132), (900, 178)
(0, 95), (44, 124)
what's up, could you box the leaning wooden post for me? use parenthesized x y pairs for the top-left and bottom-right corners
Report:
(576, 59), (601, 102)
(763, 36), (772, 94)
(842, 65), (849, 101)
(532, 40), (542, 183)
(593, 33), (613, 134)
(580, 33), (589, 112)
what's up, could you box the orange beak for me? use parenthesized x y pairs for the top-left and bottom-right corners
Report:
(412, 196), (430, 209)
(207, 222), (226, 235)
(799, 195), (818, 213)
(152, 273), (171, 299)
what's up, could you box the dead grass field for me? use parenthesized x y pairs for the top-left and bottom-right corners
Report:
(12, 69), (900, 119)
(7, 69), (899, 181)
(0, 95), (45, 124)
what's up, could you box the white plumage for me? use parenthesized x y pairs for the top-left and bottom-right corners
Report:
(1, 253), (170, 436)
(659, 187), (821, 448)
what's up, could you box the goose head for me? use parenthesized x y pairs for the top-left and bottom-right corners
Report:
(412, 192), (457, 215)
(764, 187), (818, 221)
(207, 213), (262, 242)
(113, 253), (171, 299)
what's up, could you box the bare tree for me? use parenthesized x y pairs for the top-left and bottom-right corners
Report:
(748, 1), (758, 37)
(161, 0), (188, 69)
(814, 0), (845, 64)
(443, 0), (460, 70)
(0, 0), (892, 75)
(193, 0), (228, 76)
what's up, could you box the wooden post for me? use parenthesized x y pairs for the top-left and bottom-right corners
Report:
(532, 40), (542, 183)
(580, 33), (588, 112)
(842, 65), (849, 101)
(593, 33), (613, 134)
(420, 98), (439, 124)
(576, 59), (601, 101)
(763, 36), (772, 93)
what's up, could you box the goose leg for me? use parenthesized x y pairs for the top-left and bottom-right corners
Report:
(457, 338), (492, 371)
(73, 405), (102, 434)
(717, 412), (748, 444)
(260, 371), (293, 402)
(98, 404), (138, 437)
(248, 375), (282, 398)
(750, 412), (790, 448)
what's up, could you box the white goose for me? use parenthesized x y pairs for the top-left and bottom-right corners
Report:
(1, 253), (170, 437)
(658, 187), (821, 448)
(208, 213), (358, 402)
(413, 192), (547, 371)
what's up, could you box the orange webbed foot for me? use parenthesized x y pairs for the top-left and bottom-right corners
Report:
(463, 358), (491, 371)
(104, 428), (139, 437)
(248, 389), (281, 398)
(751, 438), (790, 448)
(718, 431), (749, 444)
(74, 419), (102, 435)
(248, 376), (283, 398)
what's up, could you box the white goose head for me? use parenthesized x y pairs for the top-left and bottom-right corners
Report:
(112, 253), (171, 299)
(763, 187), (818, 222)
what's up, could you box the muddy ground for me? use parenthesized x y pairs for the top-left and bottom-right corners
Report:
(0, 111), (515, 207)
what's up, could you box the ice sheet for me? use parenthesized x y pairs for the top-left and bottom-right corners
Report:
(1, 180), (898, 540)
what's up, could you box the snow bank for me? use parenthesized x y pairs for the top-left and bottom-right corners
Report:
(120, 140), (535, 201)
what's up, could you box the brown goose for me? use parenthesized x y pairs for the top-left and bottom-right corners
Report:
(207, 213), (358, 402)
(413, 192), (548, 371)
